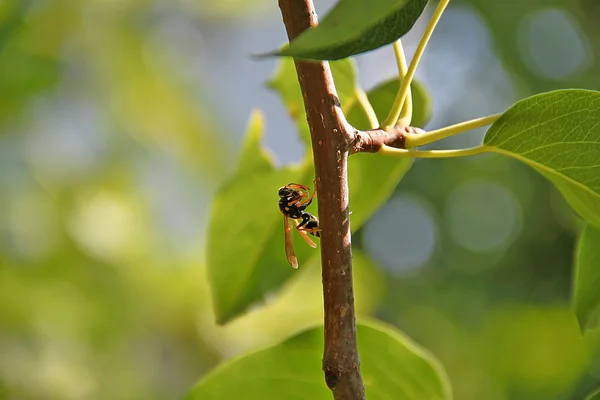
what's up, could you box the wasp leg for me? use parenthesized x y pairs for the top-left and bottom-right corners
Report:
(285, 183), (316, 207)
(304, 219), (321, 237)
(298, 226), (321, 237)
(285, 184), (311, 203)
(286, 183), (311, 192)
(297, 215), (321, 237)
(284, 190), (310, 207)
(293, 218), (317, 248)
(296, 186), (316, 207)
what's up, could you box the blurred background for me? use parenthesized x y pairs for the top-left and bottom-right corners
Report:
(1, 0), (600, 399)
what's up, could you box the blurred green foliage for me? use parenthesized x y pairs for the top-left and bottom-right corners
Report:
(187, 321), (451, 400)
(1, 0), (600, 399)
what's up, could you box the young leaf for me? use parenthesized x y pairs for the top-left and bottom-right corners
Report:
(206, 111), (308, 324)
(573, 224), (600, 332)
(266, 59), (311, 145)
(272, 0), (429, 61)
(185, 321), (452, 400)
(484, 90), (600, 227)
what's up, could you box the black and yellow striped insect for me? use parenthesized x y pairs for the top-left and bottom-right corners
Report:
(278, 183), (320, 269)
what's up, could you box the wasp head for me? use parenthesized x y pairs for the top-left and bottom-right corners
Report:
(278, 186), (295, 199)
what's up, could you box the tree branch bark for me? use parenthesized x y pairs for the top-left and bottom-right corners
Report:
(351, 125), (425, 154)
(277, 1), (365, 399)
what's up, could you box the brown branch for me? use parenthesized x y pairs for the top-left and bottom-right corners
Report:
(351, 125), (425, 154)
(277, 1), (365, 399)
(276, 1), (426, 397)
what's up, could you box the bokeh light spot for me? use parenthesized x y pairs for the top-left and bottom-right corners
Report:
(518, 8), (591, 80)
(364, 195), (437, 275)
(68, 192), (143, 261)
(444, 180), (522, 253)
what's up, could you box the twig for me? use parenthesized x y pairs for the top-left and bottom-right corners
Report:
(404, 113), (502, 148)
(381, 0), (452, 129)
(351, 125), (425, 154)
(393, 40), (412, 126)
(277, 0), (365, 399)
(380, 144), (487, 158)
(354, 88), (379, 129)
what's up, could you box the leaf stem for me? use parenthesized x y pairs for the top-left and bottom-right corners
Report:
(380, 145), (488, 158)
(381, 0), (452, 129)
(355, 88), (379, 129)
(393, 40), (412, 126)
(405, 113), (502, 148)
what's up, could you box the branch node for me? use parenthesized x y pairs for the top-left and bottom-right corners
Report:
(324, 366), (340, 389)
(351, 125), (425, 154)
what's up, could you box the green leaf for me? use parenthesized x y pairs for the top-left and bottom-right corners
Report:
(273, 0), (429, 60)
(484, 90), (600, 227)
(266, 59), (310, 145)
(206, 111), (309, 324)
(352, 250), (386, 313)
(535, 169), (600, 228)
(185, 320), (452, 400)
(330, 60), (358, 107)
(587, 389), (600, 400)
(573, 224), (600, 332)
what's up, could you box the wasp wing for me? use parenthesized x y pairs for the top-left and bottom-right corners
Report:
(284, 216), (298, 269)
(294, 219), (317, 248)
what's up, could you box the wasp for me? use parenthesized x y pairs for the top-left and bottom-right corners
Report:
(278, 183), (321, 269)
